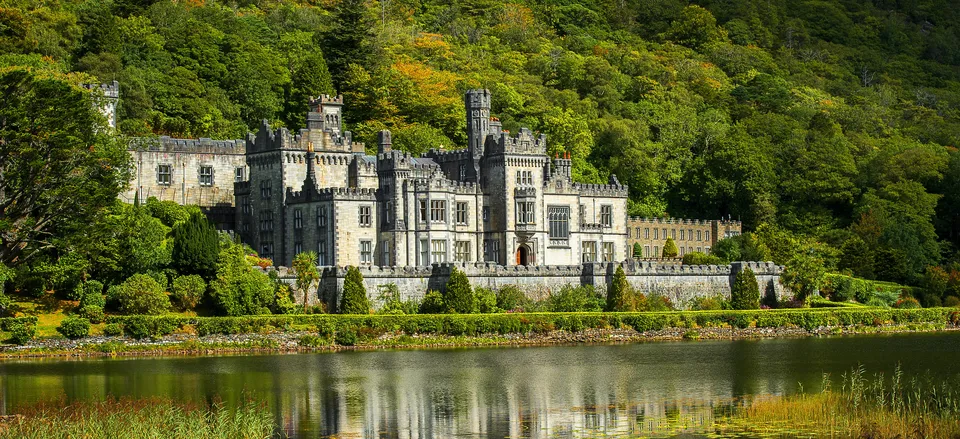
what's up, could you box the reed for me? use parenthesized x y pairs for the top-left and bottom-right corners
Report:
(0, 397), (282, 439)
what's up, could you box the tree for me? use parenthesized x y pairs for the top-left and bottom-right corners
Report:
(340, 266), (369, 314)
(606, 265), (633, 311)
(171, 274), (205, 311)
(781, 250), (827, 302)
(323, 0), (373, 90)
(443, 267), (475, 313)
(731, 267), (760, 309)
(292, 251), (320, 311)
(116, 273), (170, 315)
(0, 68), (131, 268)
(662, 237), (679, 258)
(666, 5), (727, 49)
(633, 242), (643, 259)
(172, 213), (219, 279)
(207, 242), (275, 316)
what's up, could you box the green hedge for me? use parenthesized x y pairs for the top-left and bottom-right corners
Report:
(102, 308), (960, 339)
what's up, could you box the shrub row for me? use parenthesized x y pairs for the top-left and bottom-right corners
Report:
(102, 308), (960, 339)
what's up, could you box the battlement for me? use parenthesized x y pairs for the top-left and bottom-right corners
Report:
(82, 81), (119, 99)
(308, 261), (781, 278)
(573, 182), (628, 197)
(488, 127), (547, 155)
(412, 177), (479, 194)
(628, 217), (744, 228)
(424, 148), (470, 163)
(287, 186), (377, 204)
(130, 136), (246, 154)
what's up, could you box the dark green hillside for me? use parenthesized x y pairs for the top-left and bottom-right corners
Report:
(3, 0), (960, 290)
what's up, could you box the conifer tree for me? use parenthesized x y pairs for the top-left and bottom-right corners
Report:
(633, 242), (643, 259)
(340, 266), (370, 314)
(606, 265), (633, 311)
(443, 267), (476, 313)
(662, 237), (679, 258)
(731, 267), (761, 310)
(323, 0), (373, 90)
(172, 213), (219, 279)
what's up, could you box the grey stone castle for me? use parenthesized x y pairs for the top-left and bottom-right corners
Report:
(125, 90), (630, 267)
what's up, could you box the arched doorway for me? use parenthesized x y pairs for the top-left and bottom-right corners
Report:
(516, 245), (530, 266)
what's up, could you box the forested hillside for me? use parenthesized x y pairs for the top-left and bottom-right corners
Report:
(3, 0), (960, 290)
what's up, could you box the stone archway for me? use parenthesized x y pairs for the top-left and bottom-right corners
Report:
(516, 245), (531, 266)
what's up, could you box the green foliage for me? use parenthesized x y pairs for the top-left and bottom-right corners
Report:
(79, 305), (105, 324)
(79, 281), (106, 308)
(57, 316), (91, 339)
(5, 319), (37, 345)
(376, 284), (418, 315)
(731, 267), (760, 310)
(419, 290), (445, 314)
(172, 213), (219, 279)
(823, 274), (869, 303)
(474, 287), (500, 314)
(116, 273), (170, 315)
(548, 285), (604, 312)
(103, 323), (123, 336)
(495, 285), (530, 312)
(682, 252), (724, 265)
(171, 275), (205, 311)
(662, 238), (679, 258)
(691, 295), (730, 311)
(292, 251), (320, 311)
(606, 266), (632, 312)
(443, 267), (475, 314)
(633, 242), (643, 259)
(339, 266), (369, 314)
(271, 284), (299, 315)
(208, 241), (275, 316)
(894, 297), (922, 309)
(945, 296), (960, 307)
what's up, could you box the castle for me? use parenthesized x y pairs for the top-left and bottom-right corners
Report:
(124, 90), (629, 267)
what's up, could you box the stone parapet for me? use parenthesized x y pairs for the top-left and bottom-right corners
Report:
(131, 136), (246, 154)
(573, 182), (628, 197)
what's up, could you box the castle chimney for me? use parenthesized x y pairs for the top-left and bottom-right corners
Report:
(377, 130), (392, 154)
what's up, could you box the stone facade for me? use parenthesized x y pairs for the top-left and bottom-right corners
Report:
(627, 217), (742, 259)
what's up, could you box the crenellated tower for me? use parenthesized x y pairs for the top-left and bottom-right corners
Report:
(465, 89), (491, 162)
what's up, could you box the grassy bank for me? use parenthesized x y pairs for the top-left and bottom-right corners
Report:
(0, 398), (279, 439)
(718, 366), (960, 438)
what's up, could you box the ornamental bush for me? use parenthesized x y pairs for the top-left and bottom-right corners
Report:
(606, 266), (633, 312)
(79, 281), (106, 309)
(8, 321), (36, 345)
(340, 266), (370, 314)
(731, 267), (760, 310)
(103, 323), (124, 336)
(633, 243), (642, 259)
(172, 275), (206, 311)
(662, 237), (679, 258)
(116, 274), (171, 315)
(208, 243), (275, 316)
(682, 252), (723, 265)
(172, 213), (220, 279)
(495, 285), (530, 312)
(79, 305), (105, 323)
(894, 297), (921, 309)
(443, 267), (475, 313)
(475, 287), (499, 313)
(945, 296), (960, 307)
(419, 290), (445, 314)
(57, 316), (91, 339)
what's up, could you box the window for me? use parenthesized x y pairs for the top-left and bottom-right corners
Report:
(419, 200), (428, 222)
(705, 246), (711, 254)
(582, 241), (597, 262)
(688, 229), (694, 240)
(261, 244), (272, 257)
(235, 167), (245, 182)
(697, 230), (702, 241)
(627, 228), (632, 238)
(317, 206), (327, 227)
(680, 229), (685, 240)
(293, 209), (303, 229)
(382, 240), (391, 266)
(644, 246), (650, 257)
(260, 180), (272, 199)
(419, 239), (429, 265)
(459, 164), (467, 180)
(430, 200), (446, 223)
(602, 242), (615, 262)
(456, 202), (468, 225)
(483, 206), (490, 222)
(671, 229), (676, 239)
(548, 206), (570, 239)
(359, 205), (371, 227)
(644, 228), (650, 239)
(636, 228), (642, 238)
(654, 246), (659, 257)
(318, 240), (327, 265)
(294, 242), (303, 255)
(431, 240), (447, 263)
(199, 166), (213, 186)
(662, 228), (667, 240)
(579, 204), (586, 224)
(654, 228), (659, 240)
(484, 239), (500, 263)
(360, 240), (372, 265)
(384, 201), (392, 225)
(242, 197), (252, 215)
(600, 205), (612, 227)
(697, 246), (702, 253)
(157, 164), (172, 185)
(516, 201), (535, 224)
(455, 241), (470, 262)
(515, 170), (533, 186)
(705, 231), (710, 242)
(259, 210), (273, 232)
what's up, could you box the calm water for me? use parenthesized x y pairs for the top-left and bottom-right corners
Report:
(2, 332), (960, 438)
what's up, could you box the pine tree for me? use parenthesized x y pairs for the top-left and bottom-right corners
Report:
(172, 213), (219, 279)
(633, 242), (643, 259)
(323, 0), (373, 90)
(340, 266), (370, 314)
(662, 237), (679, 258)
(606, 265), (633, 311)
(443, 267), (476, 313)
(731, 267), (761, 310)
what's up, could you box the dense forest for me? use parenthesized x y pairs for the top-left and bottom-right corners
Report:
(3, 0), (960, 297)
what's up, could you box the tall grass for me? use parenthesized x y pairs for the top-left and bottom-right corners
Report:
(0, 397), (282, 439)
(721, 365), (960, 438)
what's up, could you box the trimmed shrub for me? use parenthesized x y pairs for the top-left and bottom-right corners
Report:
(103, 323), (124, 336)
(495, 285), (529, 311)
(662, 237), (679, 258)
(57, 317), (91, 339)
(692, 296), (728, 311)
(731, 267), (760, 310)
(548, 285), (604, 312)
(171, 275), (206, 311)
(116, 274), (170, 315)
(443, 267), (475, 313)
(419, 290), (445, 314)
(124, 315), (152, 339)
(335, 328), (357, 346)
(945, 296), (960, 307)
(79, 305), (105, 324)
(172, 212), (220, 279)
(633, 242), (642, 259)
(340, 266), (370, 314)
(682, 252), (723, 265)
(894, 297), (921, 309)
(606, 266), (632, 312)
(475, 287), (499, 313)
(8, 321), (36, 345)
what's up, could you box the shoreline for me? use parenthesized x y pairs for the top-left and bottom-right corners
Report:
(2, 322), (956, 360)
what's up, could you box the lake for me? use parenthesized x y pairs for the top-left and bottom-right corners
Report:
(2, 332), (960, 438)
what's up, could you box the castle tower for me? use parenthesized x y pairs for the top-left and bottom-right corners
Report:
(465, 89), (491, 160)
(306, 94), (344, 135)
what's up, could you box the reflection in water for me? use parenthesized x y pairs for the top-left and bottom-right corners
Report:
(2, 332), (960, 438)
